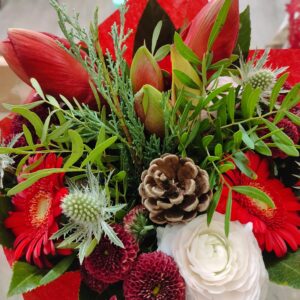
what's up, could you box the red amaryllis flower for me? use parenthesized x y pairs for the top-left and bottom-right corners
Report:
(0, 29), (94, 104)
(5, 154), (68, 267)
(183, 0), (239, 62)
(217, 151), (300, 257)
(98, 0), (208, 64)
(123, 251), (185, 300)
(83, 224), (139, 284)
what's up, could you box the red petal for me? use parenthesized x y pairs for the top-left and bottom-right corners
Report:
(248, 49), (300, 86)
(7, 29), (94, 104)
(184, 0), (239, 62)
(0, 39), (29, 82)
(23, 272), (81, 300)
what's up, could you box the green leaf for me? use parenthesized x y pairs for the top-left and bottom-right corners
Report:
(232, 151), (257, 179)
(40, 254), (76, 286)
(46, 95), (60, 109)
(2, 100), (45, 111)
(286, 111), (300, 126)
(173, 32), (201, 64)
(207, 186), (223, 226)
(22, 124), (34, 147)
(265, 250), (300, 289)
(30, 78), (45, 100)
(81, 136), (118, 167)
(7, 262), (46, 296)
(8, 168), (66, 196)
(202, 135), (214, 148)
(0, 195), (14, 248)
(41, 110), (58, 144)
(173, 69), (200, 89)
(275, 83), (300, 123)
(226, 88), (235, 123)
(219, 161), (235, 173)
(234, 6), (251, 57)
(255, 140), (272, 156)
(233, 130), (243, 148)
(207, 0), (231, 52)
(225, 190), (232, 237)
(134, 0), (175, 54)
(11, 107), (44, 138)
(239, 124), (255, 149)
(262, 119), (299, 156)
(151, 20), (162, 54)
(154, 44), (170, 61)
(64, 130), (84, 169)
(214, 143), (223, 157)
(269, 73), (289, 111)
(232, 185), (275, 208)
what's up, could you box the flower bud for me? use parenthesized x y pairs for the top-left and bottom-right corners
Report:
(183, 0), (239, 62)
(134, 84), (165, 137)
(130, 46), (164, 93)
(171, 45), (201, 105)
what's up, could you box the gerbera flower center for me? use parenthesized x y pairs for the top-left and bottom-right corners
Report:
(29, 190), (52, 227)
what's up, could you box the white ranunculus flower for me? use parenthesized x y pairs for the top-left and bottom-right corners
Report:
(157, 212), (269, 300)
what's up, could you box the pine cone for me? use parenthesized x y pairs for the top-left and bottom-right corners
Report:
(139, 154), (212, 224)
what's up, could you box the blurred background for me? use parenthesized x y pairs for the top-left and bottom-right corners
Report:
(0, 0), (291, 48)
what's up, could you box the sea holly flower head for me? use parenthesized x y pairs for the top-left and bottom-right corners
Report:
(52, 166), (126, 263)
(236, 50), (287, 99)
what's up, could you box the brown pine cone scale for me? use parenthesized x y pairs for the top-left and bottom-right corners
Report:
(139, 154), (212, 224)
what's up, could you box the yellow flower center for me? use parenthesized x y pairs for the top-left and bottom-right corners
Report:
(29, 190), (51, 227)
(152, 284), (161, 297)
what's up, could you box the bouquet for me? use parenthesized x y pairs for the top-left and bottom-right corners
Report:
(0, 0), (299, 299)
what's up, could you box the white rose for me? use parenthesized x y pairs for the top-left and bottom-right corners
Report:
(157, 212), (269, 300)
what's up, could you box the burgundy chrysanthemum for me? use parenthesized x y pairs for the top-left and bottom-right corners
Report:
(83, 224), (139, 284)
(258, 117), (299, 159)
(123, 251), (185, 300)
(80, 264), (108, 294)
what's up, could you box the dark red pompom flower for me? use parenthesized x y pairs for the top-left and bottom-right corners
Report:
(123, 251), (185, 300)
(80, 264), (108, 295)
(217, 151), (300, 257)
(83, 224), (138, 284)
(5, 154), (68, 267)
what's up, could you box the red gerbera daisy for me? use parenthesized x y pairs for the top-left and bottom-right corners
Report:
(5, 154), (68, 267)
(217, 151), (300, 257)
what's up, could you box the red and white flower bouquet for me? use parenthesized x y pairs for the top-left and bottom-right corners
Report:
(0, 0), (299, 299)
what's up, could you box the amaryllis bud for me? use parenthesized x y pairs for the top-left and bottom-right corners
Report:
(130, 46), (164, 93)
(134, 84), (165, 137)
(171, 45), (201, 105)
(0, 28), (94, 104)
(184, 0), (239, 62)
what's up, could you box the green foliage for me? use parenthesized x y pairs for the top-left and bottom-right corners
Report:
(234, 6), (251, 57)
(265, 250), (300, 289)
(8, 256), (75, 296)
(0, 195), (14, 248)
